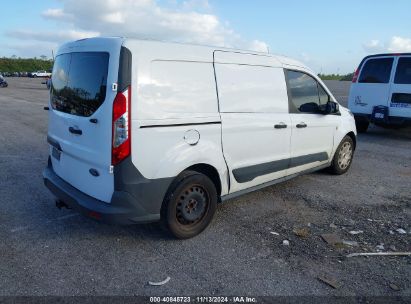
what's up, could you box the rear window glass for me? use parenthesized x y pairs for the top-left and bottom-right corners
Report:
(359, 58), (393, 84)
(394, 57), (411, 84)
(51, 52), (109, 117)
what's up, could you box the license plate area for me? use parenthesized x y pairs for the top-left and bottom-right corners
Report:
(371, 105), (389, 123)
(374, 112), (385, 119)
(52, 147), (61, 160)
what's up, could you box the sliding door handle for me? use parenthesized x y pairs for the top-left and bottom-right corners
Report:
(296, 123), (307, 129)
(69, 127), (83, 135)
(274, 123), (287, 129)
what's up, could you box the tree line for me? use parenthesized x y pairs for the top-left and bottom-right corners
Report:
(318, 73), (354, 81)
(0, 57), (53, 73)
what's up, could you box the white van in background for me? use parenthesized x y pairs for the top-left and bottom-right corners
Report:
(348, 53), (411, 132)
(43, 37), (357, 239)
(31, 70), (52, 78)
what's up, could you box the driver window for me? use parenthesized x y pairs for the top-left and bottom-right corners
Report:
(286, 70), (319, 113)
(286, 70), (330, 114)
(318, 84), (331, 105)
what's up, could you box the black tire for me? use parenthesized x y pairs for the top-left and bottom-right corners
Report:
(355, 118), (369, 133)
(329, 136), (354, 175)
(161, 171), (217, 239)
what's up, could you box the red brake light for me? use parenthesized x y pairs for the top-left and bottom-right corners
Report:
(112, 86), (131, 165)
(352, 67), (360, 83)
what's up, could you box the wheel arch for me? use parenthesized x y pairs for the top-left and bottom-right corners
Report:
(185, 163), (222, 198)
(346, 131), (357, 150)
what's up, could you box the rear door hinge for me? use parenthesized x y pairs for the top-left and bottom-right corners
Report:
(109, 165), (114, 174)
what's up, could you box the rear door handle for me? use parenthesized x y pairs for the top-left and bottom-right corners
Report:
(69, 127), (82, 135)
(296, 123), (307, 129)
(274, 123), (287, 129)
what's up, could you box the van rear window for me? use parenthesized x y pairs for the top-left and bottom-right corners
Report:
(51, 52), (109, 117)
(394, 57), (411, 84)
(359, 58), (393, 84)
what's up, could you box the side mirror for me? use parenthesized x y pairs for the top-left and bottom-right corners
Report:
(299, 102), (320, 113)
(323, 101), (339, 115)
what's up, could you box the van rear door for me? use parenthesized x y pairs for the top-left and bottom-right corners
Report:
(389, 56), (411, 119)
(349, 57), (394, 115)
(48, 38), (123, 202)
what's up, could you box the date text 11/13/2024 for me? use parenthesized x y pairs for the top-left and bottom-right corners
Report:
(149, 296), (257, 303)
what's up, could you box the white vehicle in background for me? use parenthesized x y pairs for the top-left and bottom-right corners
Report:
(348, 53), (411, 132)
(43, 37), (357, 239)
(31, 70), (52, 78)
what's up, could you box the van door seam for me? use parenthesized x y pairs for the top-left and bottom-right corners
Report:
(213, 50), (231, 194)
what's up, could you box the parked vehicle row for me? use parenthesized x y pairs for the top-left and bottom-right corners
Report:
(1, 71), (52, 78)
(1, 71), (30, 77)
(43, 37), (357, 239)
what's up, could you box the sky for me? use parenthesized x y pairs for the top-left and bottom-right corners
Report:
(0, 0), (410, 74)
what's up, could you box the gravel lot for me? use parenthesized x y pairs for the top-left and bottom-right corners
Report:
(0, 78), (410, 298)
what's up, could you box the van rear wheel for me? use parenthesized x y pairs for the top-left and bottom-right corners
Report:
(329, 136), (354, 175)
(161, 171), (217, 239)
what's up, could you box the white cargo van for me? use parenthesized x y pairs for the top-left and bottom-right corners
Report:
(348, 53), (411, 132)
(43, 37), (357, 238)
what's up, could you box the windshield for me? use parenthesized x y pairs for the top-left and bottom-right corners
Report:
(50, 52), (109, 117)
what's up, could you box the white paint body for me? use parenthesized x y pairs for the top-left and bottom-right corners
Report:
(48, 37), (356, 204)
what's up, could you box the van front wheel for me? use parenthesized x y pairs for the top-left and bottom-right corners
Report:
(161, 171), (217, 239)
(329, 136), (354, 175)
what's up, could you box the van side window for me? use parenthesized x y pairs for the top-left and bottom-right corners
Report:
(394, 57), (411, 84)
(286, 70), (328, 114)
(359, 58), (393, 83)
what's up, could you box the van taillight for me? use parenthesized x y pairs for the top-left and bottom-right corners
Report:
(352, 67), (360, 83)
(112, 87), (131, 165)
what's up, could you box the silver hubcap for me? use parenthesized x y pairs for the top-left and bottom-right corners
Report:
(338, 142), (352, 170)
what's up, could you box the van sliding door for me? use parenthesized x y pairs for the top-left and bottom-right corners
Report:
(214, 51), (291, 193)
(389, 57), (411, 119)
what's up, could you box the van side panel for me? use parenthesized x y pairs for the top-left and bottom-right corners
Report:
(124, 40), (229, 195)
(141, 60), (218, 118)
(389, 56), (411, 119)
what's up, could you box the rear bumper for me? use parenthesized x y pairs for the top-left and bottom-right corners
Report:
(43, 159), (162, 225)
(353, 113), (411, 126)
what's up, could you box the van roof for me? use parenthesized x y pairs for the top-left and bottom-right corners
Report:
(356, 52), (411, 69)
(363, 53), (411, 60)
(64, 36), (310, 71)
